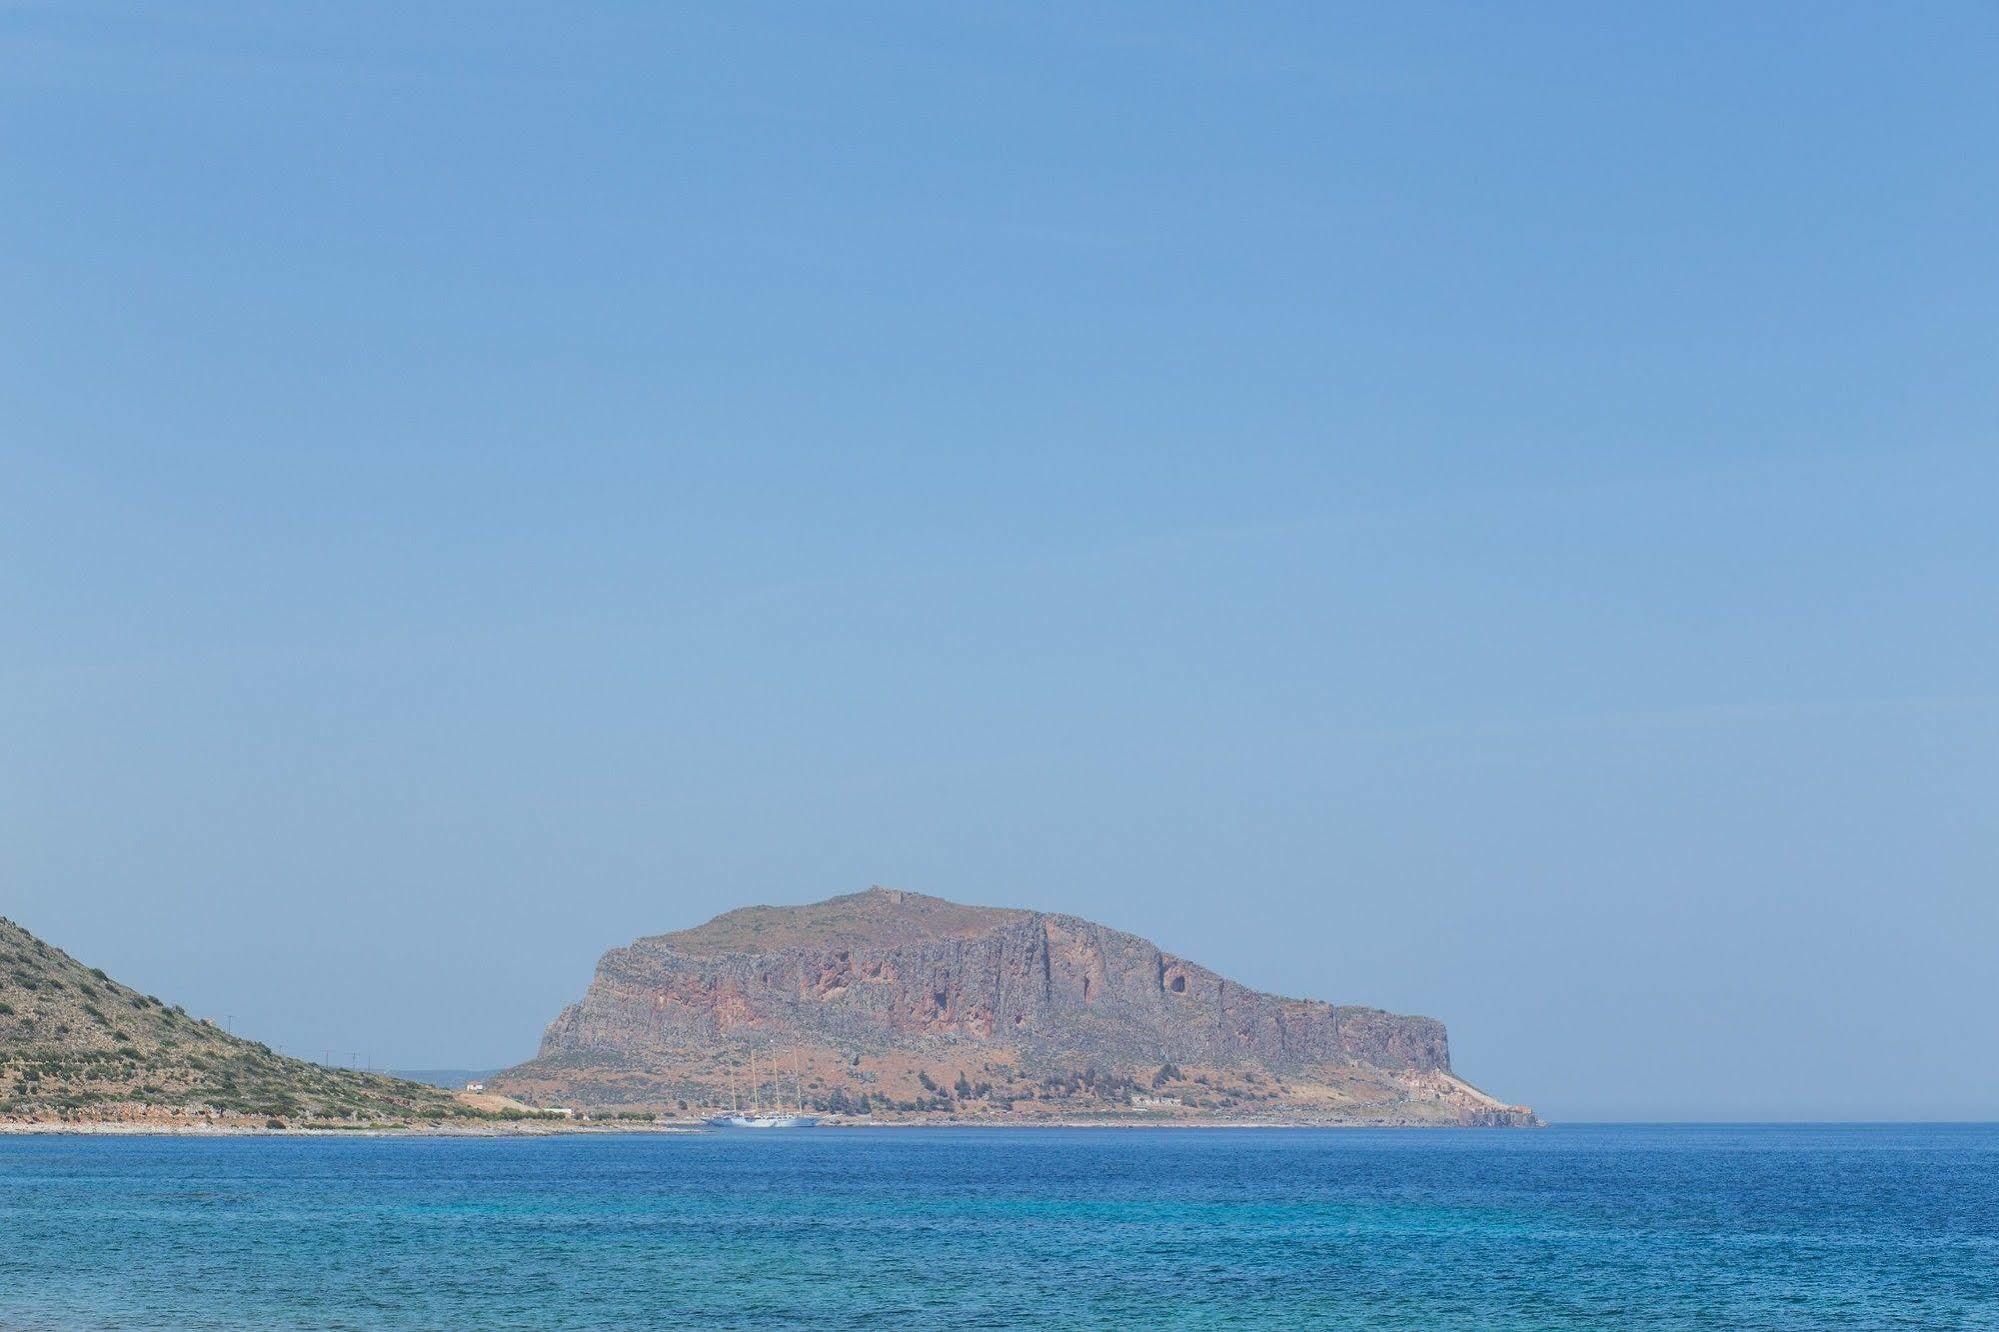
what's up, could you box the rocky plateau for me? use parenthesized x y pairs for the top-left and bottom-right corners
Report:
(495, 887), (1536, 1126)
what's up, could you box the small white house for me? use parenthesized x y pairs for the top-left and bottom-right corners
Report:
(1130, 1094), (1182, 1110)
(464, 1081), (486, 1092)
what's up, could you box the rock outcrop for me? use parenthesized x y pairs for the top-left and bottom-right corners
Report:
(496, 887), (1536, 1125)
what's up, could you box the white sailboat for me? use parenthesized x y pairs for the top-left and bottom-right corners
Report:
(707, 1047), (819, 1128)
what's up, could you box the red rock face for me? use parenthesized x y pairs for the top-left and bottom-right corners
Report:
(523, 887), (1454, 1079)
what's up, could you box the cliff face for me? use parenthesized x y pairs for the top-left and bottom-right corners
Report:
(498, 887), (1536, 1125)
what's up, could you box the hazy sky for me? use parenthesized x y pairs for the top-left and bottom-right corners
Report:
(4, 3), (1994, 1121)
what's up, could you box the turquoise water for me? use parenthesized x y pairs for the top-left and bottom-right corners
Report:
(2, 1124), (1995, 1329)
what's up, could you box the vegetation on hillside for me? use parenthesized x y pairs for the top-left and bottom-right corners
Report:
(0, 916), (478, 1126)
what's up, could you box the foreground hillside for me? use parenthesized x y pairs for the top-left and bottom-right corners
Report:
(0, 916), (482, 1128)
(496, 886), (1537, 1125)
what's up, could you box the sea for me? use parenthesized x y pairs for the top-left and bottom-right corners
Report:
(2, 1123), (1994, 1329)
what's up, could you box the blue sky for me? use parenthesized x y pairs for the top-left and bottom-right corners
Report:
(3, 3), (1994, 1119)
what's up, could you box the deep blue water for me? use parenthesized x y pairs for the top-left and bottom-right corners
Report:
(2, 1124), (1995, 1329)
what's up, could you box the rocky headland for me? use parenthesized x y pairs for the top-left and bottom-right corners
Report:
(495, 887), (1537, 1126)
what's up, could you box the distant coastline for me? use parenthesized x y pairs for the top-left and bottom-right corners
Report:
(1, 1113), (1535, 1138)
(4, 893), (1538, 1133)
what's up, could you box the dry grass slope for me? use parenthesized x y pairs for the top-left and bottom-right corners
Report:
(648, 886), (1028, 957)
(0, 916), (476, 1127)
